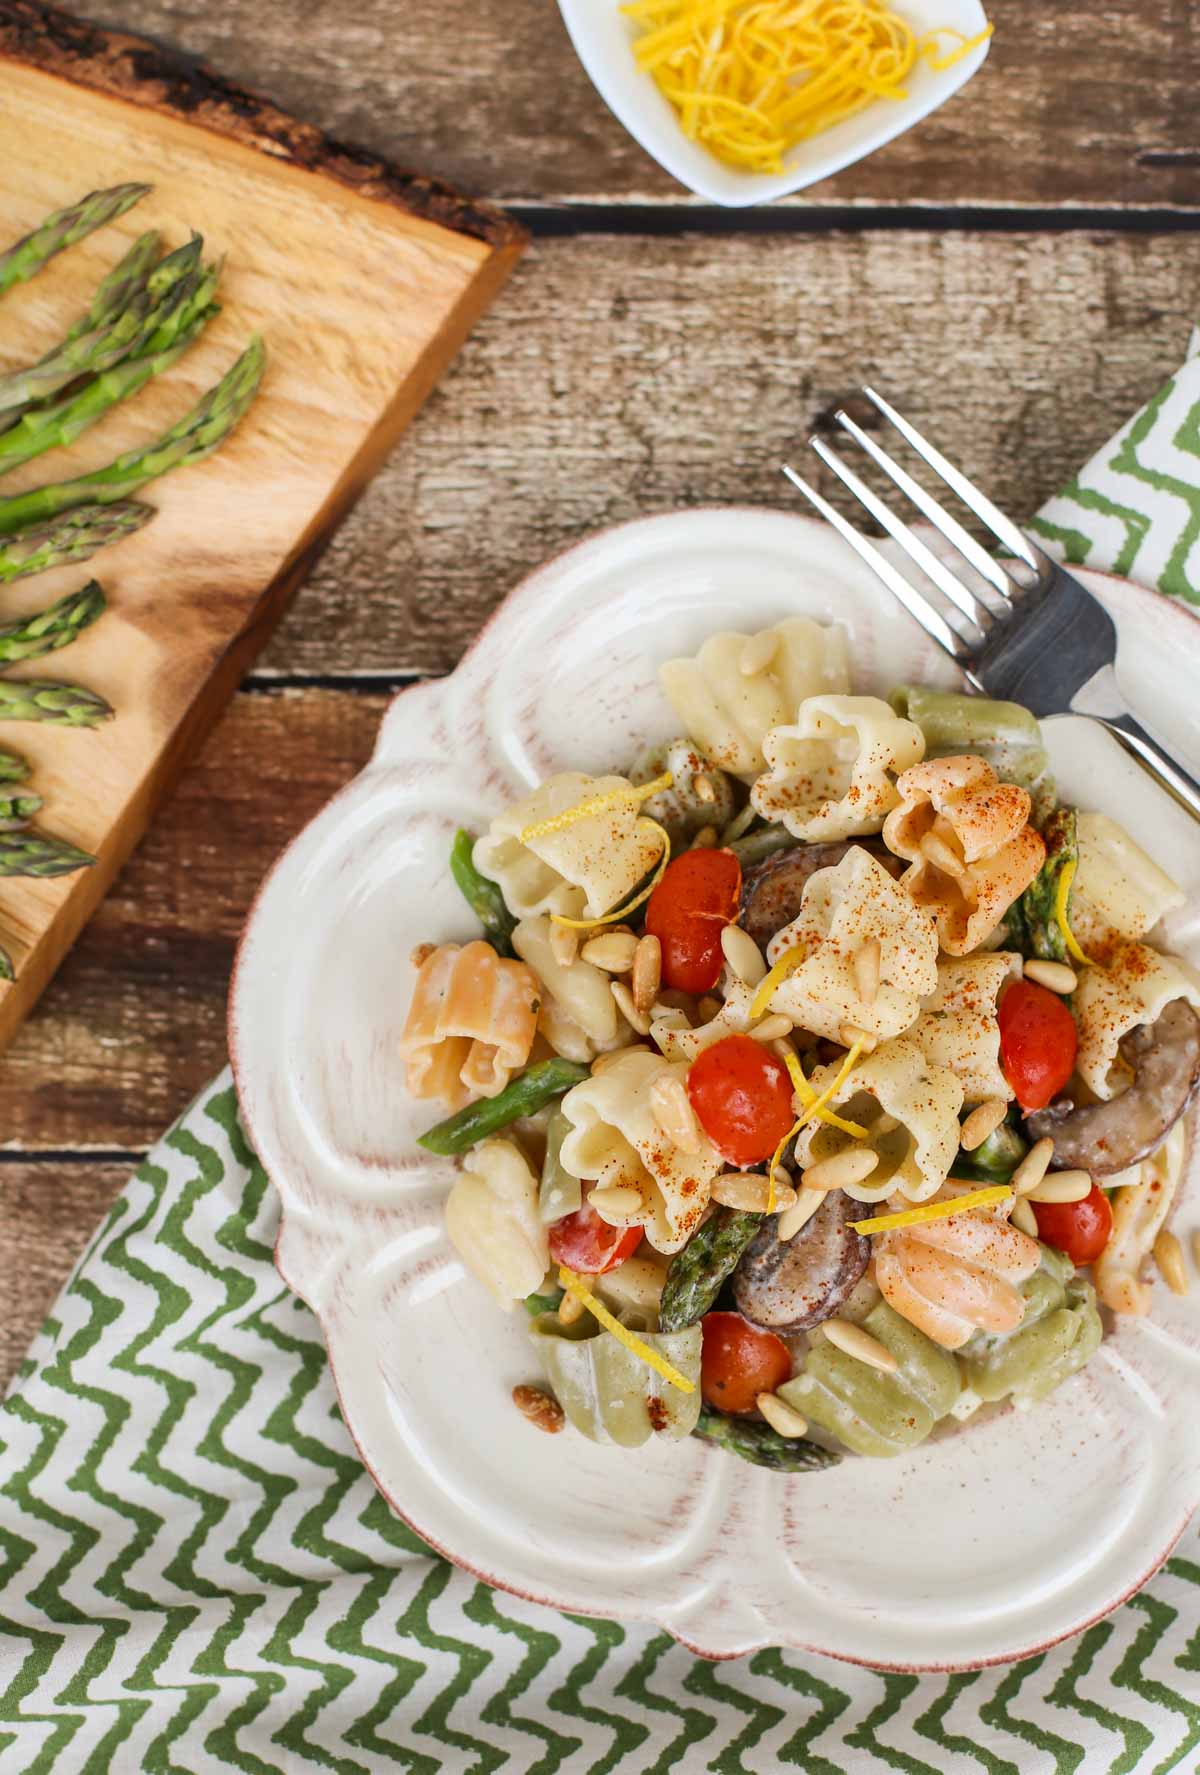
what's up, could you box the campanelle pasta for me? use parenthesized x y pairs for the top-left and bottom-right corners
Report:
(474, 771), (663, 922)
(444, 1139), (549, 1309)
(1071, 811), (1185, 952)
(751, 694), (924, 841)
(512, 914), (621, 1060)
(400, 941), (540, 1108)
(909, 953), (1021, 1102)
(792, 1037), (964, 1204)
(1072, 942), (1200, 1098)
(874, 1185), (1041, 1349)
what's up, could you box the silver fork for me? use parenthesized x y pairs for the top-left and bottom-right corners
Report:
(782, 387), (1200, 822)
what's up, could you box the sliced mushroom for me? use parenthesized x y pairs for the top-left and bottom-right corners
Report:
(732, 1191), (868, 1332)
(739, 841), (903, 949)
(1026, 998), (1200, 1177)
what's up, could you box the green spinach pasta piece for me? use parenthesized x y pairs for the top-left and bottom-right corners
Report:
(539, 1106), (582, 1223)
(628, 738), (736, 846)
(780, 1300), (961, 1457)
(417, 1059), (589, 1155)
(449, 828), (517, 956)
(658, 1207), (762, 1333)
(890, 685), (1054, 820)
(960, 1248), (1102, 1409)
(529, 1313), (702, 1446)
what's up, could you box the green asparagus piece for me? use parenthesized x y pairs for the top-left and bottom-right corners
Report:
(0, 680), (112, 727)
(0, 337), (265, 537)
(0, 830), (95, 876)
(0, 582), (106, 665)
(728, 822), (796, 867)
(56, 230), (162, 349)
(0, 794), (42, 830)
(659, 1208), (762, 1333)
(1015, 806), (1077, 963)
(0, 750), (30, 783)
(417, 1058), (590, 1156)
(692, 1406), (841, 1473)
(954, 1112), (1029, 1185)
(522, 1288), (565, 1318)
(0, 502), (154, 585)
(0, 185), (151, 300)
(0, 945), (13, 982)
(449, 828), (517, 956)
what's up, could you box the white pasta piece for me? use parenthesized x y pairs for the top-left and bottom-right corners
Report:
(909, 953), (1021, 1102)
(1073, 942), (1200, 1099)
(765, 847), (939, 1044)
(793, 1037), (964, 1204)
(659, 617), (850, 780)
(444, 1139), (549, 1310)
(650, 976), (761, 1063)
(399, 941), (540, 1109)
(751, 694), (925, 842)
(1094, 1119), (1188, 1315)
(1071, 812), (1186, 952)
(513, 915), (621, 1061)
(473, 772), (663, 922)
(559, 1048), (723, 1253)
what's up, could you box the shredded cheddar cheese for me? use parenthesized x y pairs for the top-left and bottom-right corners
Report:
(767, 1038), (865, 1206)
(622, 0), (993, 176)
(1053, 858), (1095, 969)
(519, 771), (673, 843)
(558, 1266), (696, 1392)
(849, 1184), (1012, 1236)
(550, 817), (672, 930)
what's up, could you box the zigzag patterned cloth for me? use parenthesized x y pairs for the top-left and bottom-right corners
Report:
(4, 340), (1200, 1771)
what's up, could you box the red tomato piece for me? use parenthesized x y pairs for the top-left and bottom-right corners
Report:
(645, 847), (742, 993)
(686, 1032), (795, 1167)
(1032, 1183), (1113, 1267)
(701, 1311), (792, 1414)
(548, 1186), (643, 1275)
(998, 978), (1078, 1110)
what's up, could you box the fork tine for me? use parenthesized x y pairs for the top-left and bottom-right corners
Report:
(834, 409), (1018, 610)
(809, 437), (991, 639)
(862, 387), (1040, 571)
(781, 463), (972, 664)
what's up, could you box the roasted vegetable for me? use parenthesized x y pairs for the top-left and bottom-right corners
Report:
(733, 1192), (868, 1332)
(1011, 807), (1076, 961)
(629, 738), (736, 846)
(960, 1247), (1102, 1409)
(737, 840), (902, 948)
(691, 1405), (841, 1472)
(780, 1299), (961, 1457)
(449, 828), (517, 956)
(953, 1112), (1028, 1185)
(417, 1058), (590, 1155)
(658, 1207), (762, 1333)
(529, 1312), (702, 1446)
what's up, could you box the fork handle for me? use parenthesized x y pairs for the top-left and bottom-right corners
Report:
(1094, 713), (1200, 823)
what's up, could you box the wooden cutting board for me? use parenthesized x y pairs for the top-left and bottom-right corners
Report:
(0, 0), (524, 1049)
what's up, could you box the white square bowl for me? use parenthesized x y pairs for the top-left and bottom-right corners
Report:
(557, 0), (992, 206)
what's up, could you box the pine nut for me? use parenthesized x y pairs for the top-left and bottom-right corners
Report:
(1012, 1136), (1055, 1196)
(632, 934), (662, 1016)
(710, 1172), (798, 1214)
(558, 1290), (585, 1325)
(840, 1024), (877, 1053)
(1023, 958), (1078, 994)
(611, 979), (651, 1036)
(581, 932), (639, 972)
(549, 922), (580, 968)
(821, 1318), (898, 1373)
(693, 772), (717, 804)
(801, 1147), (880, 1192)
(959, 1098), (1008, 1152)
(589, 1184), (644, 1220)
(919, 829), (968, 880)
(591, 1044), (645, 1075)
(1010, 1197), (1039, 1237)
(1026, 1169), (1092, 1205)
(691, 825), (718, 848)
(778, 1188), (824, 1241)
(410, 942), (436, 968)
(1154, 1230), (1189, 1297)
(512, 1385), (565, 1433)
(750, 1014), (793, 1043)
(650, 1074), (703, 1154)
(852, 939), (881, 1007)
(740, 628), (779, 676)
(721, 923), (767, 986)
(756, 1391), (808, 1438)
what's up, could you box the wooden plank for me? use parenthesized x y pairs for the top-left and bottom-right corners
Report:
(0, 1), (523, 1054)
(99, 0), (1198, 209)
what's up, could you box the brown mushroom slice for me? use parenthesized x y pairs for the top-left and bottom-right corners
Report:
(739, 841), (903, 949)
(732, 1191), (869, 1332)
(1026, 998), (1200, 1177)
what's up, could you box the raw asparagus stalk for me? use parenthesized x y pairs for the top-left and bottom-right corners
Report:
(0, 337), (266, 537)
(658, 1208), (762, 1332)
(0, 502), (154, 584)
(0, 680), (112, 727)
(0, 582), (106, 665)
(692, 1406), (841, 1472)
(0, 830), (95, 876)
(0, 185), (151, 300)
(417, 1058), (591, 1156)
(0, 945), (13, 982)
(449, 828), (517, 956)
(728, 822), (796, 867)
(0, 794), (42, 830)
(53, 230), (162, 353)
(0, 750), (30, 783)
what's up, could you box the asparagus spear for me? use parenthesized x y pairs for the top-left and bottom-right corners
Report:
(0, 946), (13, 982)
(0, 503), (154, 585)
(0, 830), (95, 876)
(52, 230), (162, 354)
(0, 750), (30, 783)
(0, 185), (151, 300)
(0, 337), (266, 537)
(0, 582), (106, 665)
(692, 1406), (841, 1473)
(418, 1058), (590, 1156)
(728, 822), (796, 867)
(449, 828), (517, 956)
(0, 794), (42, 830)
(658, 1208), (762, 1333)
(0, 680), (112, 727)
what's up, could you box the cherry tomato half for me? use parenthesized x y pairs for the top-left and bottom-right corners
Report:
(701, 1311), (792, 1414)
(687, 1032), (795, 1168)
(548, 1186), (643, 1275)
(998, 978), (1078, 1111)
(645, 847), (741, 994)
(1032, 1183), (1113, 1267)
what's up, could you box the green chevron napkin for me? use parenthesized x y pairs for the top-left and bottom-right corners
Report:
(3, 343), (1200, 1773)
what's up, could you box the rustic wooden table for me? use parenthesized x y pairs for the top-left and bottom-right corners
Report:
(3, 0), (1198, 1384)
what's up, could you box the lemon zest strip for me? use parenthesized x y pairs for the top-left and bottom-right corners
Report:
(767, 1039), (865, 1206)
(549, 818), (672, 930)
(558, 1266), (695, 1393)
(520, 771), (673, 844)
(850, 1184), (1013, 1236)
(750, 943), (806, 1019)
(1053, 857), (1095, 969)
(781, 1049), (868, 1141)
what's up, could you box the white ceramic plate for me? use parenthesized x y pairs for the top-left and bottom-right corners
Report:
(230, 508), (1200, 1670)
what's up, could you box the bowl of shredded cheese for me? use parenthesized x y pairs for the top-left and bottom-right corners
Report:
(557, 0), (992, 205)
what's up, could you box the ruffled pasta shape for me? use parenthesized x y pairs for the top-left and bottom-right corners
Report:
(1094, 1119), (1187, 1315)
(909, 953), (1021, 1102)
(1073, 942), (1200, 1099)
(883, 754), (1046, 955)
(473, 772), (663, 923)
(874, 1184), (1042, 1350)
(780, 1299), (961, 1457)
(444, 1138), (549, 1310)
(400, 941), (540, 1109)
(751, 694), (925, 842)
(1071, 812), (1185, 954)
(792, 1037), (964, 1204)
(512, 915), (621, 1062)
(960, 1247), (1102, 1404)
(650, 976), (762, 1064)
(765, 847), (939, 1045)
(558, 1048), (723, 1253)
(659, 617), (850, 780)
